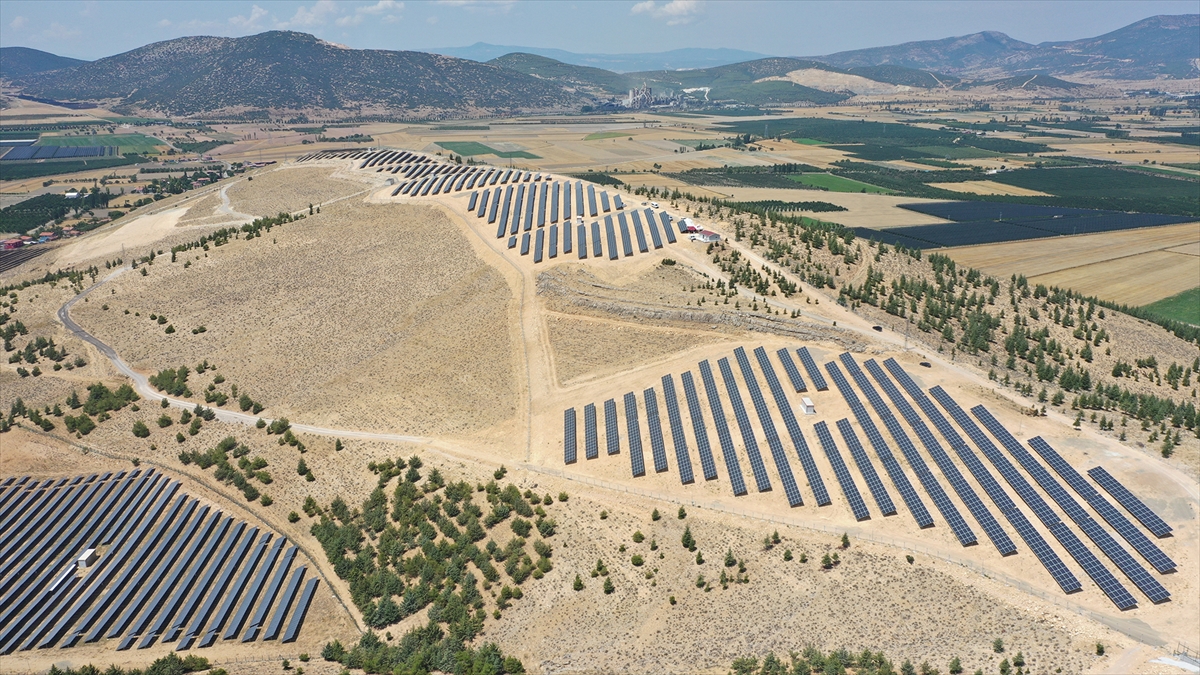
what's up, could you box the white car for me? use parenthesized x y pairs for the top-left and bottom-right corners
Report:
(650, 202), (659, 208)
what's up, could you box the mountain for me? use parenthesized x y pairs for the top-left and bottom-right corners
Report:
(0, 47), (88, 80)
(11, 31), (579, 117)
(432, 43), (772, 73)
(817, 14), (1200, 80)
(488, 53), (631, 95)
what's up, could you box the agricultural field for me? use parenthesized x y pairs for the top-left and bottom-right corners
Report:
(36, 132), (166, 154)
(435, 140), (540, 159)
(790, 173), (894, 193)
(1142, 287), (1200, 326)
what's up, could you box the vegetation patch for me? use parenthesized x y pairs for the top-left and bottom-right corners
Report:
(37, 133), (163, 154)
(0, 157), (141, 181)
(584, 131), (629, 141)
(1142, 287), (1200, 326)
(435, 141), (539, 159)
(791, 173), (894, 193)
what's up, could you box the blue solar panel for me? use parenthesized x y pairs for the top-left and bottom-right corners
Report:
(617, 213), (634, 257)
(605, 217), (619, 260)
(533, 229), (544, 263)
(584, 403), (598, 460)
(661, 375), (695, 485)
(735, 348), (802, 506)
(754, 347), (828, 505)
(814, 422), (870, 520)
(624, 393), (646, 478)
(576, 224), (587, 259)
(659, 212), (676, 243)
(1028, 439), (1174, 573)
(588, 185), (598, 216)
(524, 185), (535, 231)
(591, 221), (603, 258)
(519, 232), (530, 256)
(796, 347), (828, 390)
(562, 181), (572, 220)
(1050, 521), (1137, 609)
(838, 353), (975, 546)
(537, 183), (547, 228)
(497, 186), (511, 231)
(576, 182), (584, 217)
(600, 191), (611, 213)
(549, 224), (558, 259)
(864, 359), (1014, 555)
(640, 211), (663, 249)
(834, 419), (896, 515)
(825, 361), (933, 528)
(699, 360), (747, 496)
(631, 212), (648, 252)
(775, 349), (807, 392)
(718, 356), (772, 494)
(1088, 466), (1172, 538)
(564, 219), (573, 254)
(644, 388), (668, 473)
(550, 183), (560, 223)
(681, 371), (718, 481)
(467, 191), (478, 211)
(564, 408), (577, 465)
(604, 399), (620, 456)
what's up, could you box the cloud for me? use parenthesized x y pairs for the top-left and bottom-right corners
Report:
(279, 0), (341, 28)
(229, 4), (269, 30)
(158, 18), (172, 27)
(335, 1), (403, 26)
(630, 0), (702, 25)
(435, 0), (516, 14)
(9, 16), (27, 29)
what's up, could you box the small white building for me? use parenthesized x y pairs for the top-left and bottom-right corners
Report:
(801, 397), (816, 415)
(689, 230), (721, 244)
(76, 548), (98, 570)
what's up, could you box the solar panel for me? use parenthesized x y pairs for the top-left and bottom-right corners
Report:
(698, 360), (748, 496)
(838, 353), (975, 546)
(537, 182), (547, 228)
(834, 419), (896, 515)
(775, 349), (807, 392)
(563, 218), (573, 254)
(262, 565), (306, 641)
(753, 347), (828, 505)
(814, 422), (870, 520)
(864, 359), (1014, 555)
(605, 218), (618, 261)
(1088, 466), (1172, 538)
(617, 213), (634, 257)
(523, 185), (535, 231)
(281, 577), (319, 643)
(1050, 521), (1138, 609)
(564, 408), (577, 464)
(614, 194), (624, 210)
(644, 388), (669, 473)
(496, 186), (511, 231)
(576, 224), (587, 259)
(533, 229), (544, 263)
(467, 191), (478, 211)
(584, 403), (598, 460)
(680, 371), (718, 481)
(600, 191), (611, 212)
(588, 185), (598, 217)
(549, 182), (560, 223)
(624, 393), (646, 477)
(630, 211), (649, 252)
(591, 221), (603, 258)
(243, 546), (298, 641)
(548, 224), (558, 259)
(225, 538), (285, 639)
(661, 375), (695, 484)
(1028, 440), (1174, 573)
(604, 399), (620, 456)
(562, 181), (571, 220)
(659, 212), (676, 243)
(796, 347), (828, 390)
(576, 182), (584, 217)
(736, 347), (800, 506)
(825, 361), (933, 528)
(643, 210), (663, 249)
(519, 232), (531, 256)
(507, 236), (517, 249)
(718, 356), (772, 493)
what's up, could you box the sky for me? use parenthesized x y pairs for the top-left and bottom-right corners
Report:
(1, 0), (1195, 61)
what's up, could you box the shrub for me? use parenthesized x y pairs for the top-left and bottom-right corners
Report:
(132, 420), (150, 438)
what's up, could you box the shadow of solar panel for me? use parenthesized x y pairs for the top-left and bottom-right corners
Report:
(814, 421), (870, 521)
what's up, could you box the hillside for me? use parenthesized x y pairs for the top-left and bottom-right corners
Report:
(624, 57), (854, 105)
(488, 52), (630, 96)
(817, 14), (1200, 80)
(11, 31), (579, 117)
(0, 46), (87, 80)
(442, 42), (771, 72)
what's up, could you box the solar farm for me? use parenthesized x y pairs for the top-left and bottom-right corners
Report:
(560, 345), (1180, 610)
(0, 468), (319, 655)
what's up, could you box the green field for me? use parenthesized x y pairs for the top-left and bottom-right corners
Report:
(0, 156), (141, 181)
(435, 141), (540, 159)
(672, 139), (726, 149)
(908, 145), (1004, 159)
(1142, 287), (1200, 326)
(38, 133), (164, 154)
(791, 173), (894, 194)
(1166, 162), (1200, 171)
(790, 138), (828, 145)
(584, 131), (629, 141)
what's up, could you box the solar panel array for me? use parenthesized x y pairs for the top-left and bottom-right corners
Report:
(796, 347), (828, 391)
(700, 359), (750, 497)
(756, 347), (829, 506)
(837, 353), (976, 546)
(564, 408), (577, 464)
(776, 348), (807, 393)
(825, 361), (933, 528)
(644, 388), (669, 473)
(0, 470), (318, 654)
(1028, 440), (1174, 574)
(1, 145), (116, 161)
(813, 422), (870, 521)
(735, 347), (802, 506)
(718, 356), (772, 493)
(604, 399), (620, 456)
(833, 419), (895, 515)
(680, 371), (718, 482)
(864, 359), (1014, 555)
(1088, 466), (1173, 538)
(660, 375), (696, 484)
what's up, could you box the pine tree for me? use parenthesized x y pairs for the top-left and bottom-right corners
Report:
(602, 578), (614, 594)
(724, 549), (736, 567)
(681, 525), (695, 550)
(573, 574), (584, 591)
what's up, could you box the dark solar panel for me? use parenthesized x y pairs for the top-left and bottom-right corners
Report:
(796, 347), (828, 390)
(644, 388), (669, 473)
(753, 348), (829, 506)
(600, 191), (611, 213)
(563, 218), (573, 254)
(644, 210), (663, 249)
(1028, 440), (1174, 573)
(584, 403), (598, 460)
(576, 224), (587, 259)
(718, 356), (772, 493)
(519, 232), (531, 256)
(736, 347), (800, 506)
(814, 421), (870, 520)
(564, 408), (577, 464)
(588, 185), (598, 217)
(699, 360), (747, 496)
(661, 374), (695, 484)
(604, 399), (620, 456)
(550, 182), (560, 223)
(825, 361), (933, 528)
(838, 353), (975, 546)
(624, 392), (646, 477)
(591, 221), (603, 258)
(776, 349), (806, 392)
(681, 371), (718, 481)
(537, 182), (547, 228)
(659, 212), (676, 243)
(834, 419), (896, 515)
(605, 217), (618, 260)
(533, 228), (544, 263)
(496, 186), (511, 231)
(865, 359), (1014, 555)
(562, 181), (571, 220)
(1088, 466), (1172, 538)
(523, 185), (535, 231)
(576, 182), (584, 217)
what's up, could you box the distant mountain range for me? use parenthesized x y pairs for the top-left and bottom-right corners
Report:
(430, 44), (772, 73)
(817, 14), (1200, 80)
(1, 15), (1194, 118)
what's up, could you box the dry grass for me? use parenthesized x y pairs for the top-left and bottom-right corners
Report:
(1029, 250), (1200, 306)
(927, 180), (1051, 197)
(224, 166), (368, 219)
(71, 198), (520, 437)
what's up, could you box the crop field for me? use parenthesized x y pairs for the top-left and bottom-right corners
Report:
(926, 180), (1050, 196)
(1142, 287), (1200, 325)
(790, 138), (828, 145)
(988, 167), (1200, 203)
(435, 140), (540, 159)
(908, 145), (1005, 159)
(791, 173), (894, 193)
(0, 157), (141, 181)
(37, 133), (165, 154)
(584, 131), (630, 141)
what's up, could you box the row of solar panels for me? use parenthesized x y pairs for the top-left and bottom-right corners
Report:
(475, 181), (634, 227)
(296, 148), (419, 165)
(390, 165), (564, 199)
(561, 348), (1175, 608)
(2, 146), (117, 161)
(0, 469), (318, 654)
(502, 211), (680, 263)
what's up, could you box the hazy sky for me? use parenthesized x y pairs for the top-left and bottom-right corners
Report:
(1, 0), (1195, 61)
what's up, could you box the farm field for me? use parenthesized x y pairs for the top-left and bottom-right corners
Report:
(926, 180), (1051, 196)
(1142, 287), (1200, 326)
(790, 173), (894, 193)
(1028, 250), (1199, 306)
(434, 140), (540, 159)
(37, 132), (166, 154)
